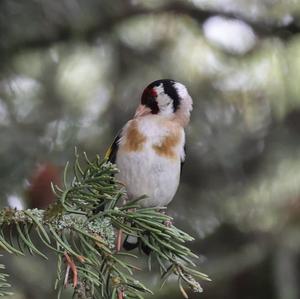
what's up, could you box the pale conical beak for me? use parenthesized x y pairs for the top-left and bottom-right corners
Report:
(134, 105), (151, 118)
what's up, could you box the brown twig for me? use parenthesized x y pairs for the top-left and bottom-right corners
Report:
(64, 251), (78, 288)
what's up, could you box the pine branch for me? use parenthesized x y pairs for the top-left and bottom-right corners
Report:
(0, 150), (210, 298)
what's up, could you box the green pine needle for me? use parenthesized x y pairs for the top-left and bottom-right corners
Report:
(0, 151), (210, 298)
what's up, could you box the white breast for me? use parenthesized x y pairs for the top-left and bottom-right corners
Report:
(116, 116), (185, 208)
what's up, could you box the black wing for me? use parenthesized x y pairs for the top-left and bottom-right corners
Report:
(181, 144), (186, 172)
(105, 132), (121, 164)
(94, 132), (121, 214)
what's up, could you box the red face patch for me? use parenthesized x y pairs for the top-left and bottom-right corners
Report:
(149, 88), (157, 97)
(141, 87), (159, 114)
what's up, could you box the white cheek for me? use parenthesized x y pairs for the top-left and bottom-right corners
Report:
(158, 102), (173, 116)
(154, 84), (164, 95)
(153, 84), (177, 116)
(158, 93), (171, 106)
(154, 85), (172, 110)
(157, 94), (173, 116)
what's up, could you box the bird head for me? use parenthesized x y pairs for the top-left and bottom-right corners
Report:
(135, 79), (193, 127)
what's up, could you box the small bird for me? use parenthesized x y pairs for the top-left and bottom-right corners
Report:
(105, 79), (193, 250)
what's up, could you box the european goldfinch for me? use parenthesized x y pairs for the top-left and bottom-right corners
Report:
(105, 79), (193, 250)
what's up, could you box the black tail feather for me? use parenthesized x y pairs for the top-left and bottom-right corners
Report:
(123, 234), (151, 255)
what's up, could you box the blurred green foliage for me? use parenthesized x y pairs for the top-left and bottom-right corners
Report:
(1, 0), (300, 298)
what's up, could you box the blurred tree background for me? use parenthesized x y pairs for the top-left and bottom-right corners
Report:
(1, 0), (300, 298)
